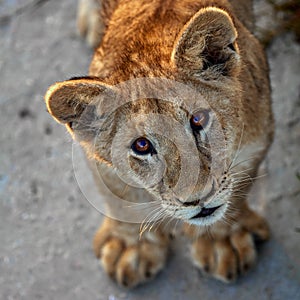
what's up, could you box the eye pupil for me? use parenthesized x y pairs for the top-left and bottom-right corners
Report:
(193, 115), (201, 123)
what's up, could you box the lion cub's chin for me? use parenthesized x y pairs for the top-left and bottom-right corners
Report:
(183, 202), (228, 227)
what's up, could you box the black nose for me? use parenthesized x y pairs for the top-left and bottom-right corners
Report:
(191, 205), (222, 219)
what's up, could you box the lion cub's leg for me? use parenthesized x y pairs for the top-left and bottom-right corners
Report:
(93, 217), (169, 287)
(77, 0), (103, 48)
(184, 202), (270, 283)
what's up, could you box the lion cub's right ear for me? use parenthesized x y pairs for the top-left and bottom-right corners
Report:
(45, 77), (115, 126)
(172, 7), (240, 79)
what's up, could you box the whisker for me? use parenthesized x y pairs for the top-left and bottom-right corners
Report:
(230, 167), (254, 177)
(231, 193), (249, 199)
(158, 209), (172, 231)
(250, 173), (268, 180)
(125, 200), (159, 208)
(139, 205), (163, 234)
(141, 204), (172, 234)
(234, 178), (253, 184)
(146, 206), (164, 223)
(231, 176), (252, 183)
(227, 123), (245, 170)
(148, 208), (168, 231)
(223, 210), (237, 226)
(231, 173), (267, 189)
(163, 210), (177, 231)
(229, 156), (257, 170)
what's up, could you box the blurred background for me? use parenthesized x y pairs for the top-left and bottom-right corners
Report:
(0, 0), (299, 299)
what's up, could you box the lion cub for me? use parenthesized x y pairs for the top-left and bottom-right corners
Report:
(45, 0), (273, 287)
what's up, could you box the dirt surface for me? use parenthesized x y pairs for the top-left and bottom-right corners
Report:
(0, 1), (299, 299)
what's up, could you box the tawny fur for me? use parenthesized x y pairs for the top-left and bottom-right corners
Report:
(45, 0), (273, 287)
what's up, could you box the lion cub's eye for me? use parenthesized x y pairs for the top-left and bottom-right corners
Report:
(190, 110), (209, 131)
(131, 137), (156, 155)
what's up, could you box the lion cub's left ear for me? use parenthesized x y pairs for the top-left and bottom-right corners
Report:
(172, 7), (240, 79)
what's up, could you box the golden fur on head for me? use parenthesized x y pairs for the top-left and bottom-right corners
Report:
(45, 0), (273, 288)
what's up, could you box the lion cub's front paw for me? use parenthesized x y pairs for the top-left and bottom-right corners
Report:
(77, 0), (103, 48)
(188, 208), (270, 283)
(93, 218), (169, 288)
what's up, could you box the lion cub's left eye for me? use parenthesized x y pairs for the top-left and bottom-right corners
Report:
(131, 137), (156, 155)
(190, 110), (209, 131)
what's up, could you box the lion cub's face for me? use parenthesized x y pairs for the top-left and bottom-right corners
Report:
(45, 8), (244, 226)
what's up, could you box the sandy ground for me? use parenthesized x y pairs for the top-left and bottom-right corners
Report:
(0, 1), (299, 299)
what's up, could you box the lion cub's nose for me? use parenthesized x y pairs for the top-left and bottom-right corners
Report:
(174, 198), (200, 207)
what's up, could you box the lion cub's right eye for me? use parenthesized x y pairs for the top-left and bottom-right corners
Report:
(131, 137), (156, 155)
(190, 110), (209, 131)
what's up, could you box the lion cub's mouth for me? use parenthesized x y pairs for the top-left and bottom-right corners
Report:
(190, 204), (223, 219)
(185, 202), (227, 226)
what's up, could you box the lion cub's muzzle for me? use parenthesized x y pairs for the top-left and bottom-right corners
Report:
(163, 180), (230, 226)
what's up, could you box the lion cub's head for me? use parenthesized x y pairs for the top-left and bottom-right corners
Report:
(45, 8), (246, 226)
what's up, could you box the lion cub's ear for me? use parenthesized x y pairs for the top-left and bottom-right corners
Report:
(172, 7), (240, 79)
(45, 77), (114, 128)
